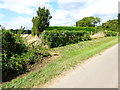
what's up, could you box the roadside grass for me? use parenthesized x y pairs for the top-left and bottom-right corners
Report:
(1, 37), (118, 88)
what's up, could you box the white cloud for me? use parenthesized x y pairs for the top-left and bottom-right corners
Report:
(100, 14), (117, 24)
(0, 14), (4, 17)
(50, 0), (119, 26)
(0, 0), (54, 29)
(50, 10), (75, 26)
(0, 0), (119, 28)
(57, 0), (118, 15)
(2, 16), (32, 29)
(0, 0), (52, 15)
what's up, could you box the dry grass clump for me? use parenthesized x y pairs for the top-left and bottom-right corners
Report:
(91, 32), (105, 39)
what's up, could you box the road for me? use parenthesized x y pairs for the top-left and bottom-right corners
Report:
(43, 44), (118, 88)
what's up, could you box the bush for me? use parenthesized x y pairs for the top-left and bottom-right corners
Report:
(2, 30), (51, 81)
(2, 30), (27, 81)
(2, 30), (27, 58)
(42, 30), (91, 48)
(2, 54), (27, 81)
(104, 31), (118, 37)
(2, 48), (51, 82)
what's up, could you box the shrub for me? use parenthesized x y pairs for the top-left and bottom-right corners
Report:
(42, 30), (91, 48)
(2, 54), (27, 81)
(2, 30), (27, 81)
(104, 31), (118, 37)
(2, 48), (51, 82)
(2, 30), (51, 82)
(2, 30), (27, 58)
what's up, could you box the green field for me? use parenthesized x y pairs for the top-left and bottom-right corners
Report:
(1, 36), (118, 88)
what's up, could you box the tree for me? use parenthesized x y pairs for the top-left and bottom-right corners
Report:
(76, 16), (101, 27)
(102, 19), (118, 32)
(32, 7), (52, 37)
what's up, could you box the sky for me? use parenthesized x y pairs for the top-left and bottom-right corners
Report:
(0, 0), (119, 29)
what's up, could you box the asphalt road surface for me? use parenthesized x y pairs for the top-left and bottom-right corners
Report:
(44, 44), (118, 88)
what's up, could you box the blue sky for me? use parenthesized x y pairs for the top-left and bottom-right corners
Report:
(0, 0), (118, 29)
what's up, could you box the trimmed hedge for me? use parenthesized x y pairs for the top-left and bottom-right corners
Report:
(46, 26), (96, 33)
(9, 26), (96, 34)
(42, 30), (91, 48)
(104, 31), (118, 37)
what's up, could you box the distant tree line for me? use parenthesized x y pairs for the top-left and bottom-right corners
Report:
(76, 16), (101, 27)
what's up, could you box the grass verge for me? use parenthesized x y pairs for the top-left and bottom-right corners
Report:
(1, 37), (118, 88)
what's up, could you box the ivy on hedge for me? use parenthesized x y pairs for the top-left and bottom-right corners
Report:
(42, 30), (91, 48)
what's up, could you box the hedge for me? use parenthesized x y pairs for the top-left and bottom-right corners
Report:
(9, 26), (96, 34)
(2, 30), (51, 82)
(41, 30), (91, 48)
(2, 49), (50, 82)
(46, 26), (96, 33)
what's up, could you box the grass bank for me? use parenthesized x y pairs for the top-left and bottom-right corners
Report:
(1, 37), (118, 88)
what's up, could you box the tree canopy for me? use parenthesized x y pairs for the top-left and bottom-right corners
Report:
(32, 7), (52, 37)
(102, 19), (118, 32)
(76, 16), (101, 27)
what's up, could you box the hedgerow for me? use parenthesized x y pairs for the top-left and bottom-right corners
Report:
(46, 26), (96, 33)
(9, 26), (96, 34)
(41, 30), (91, 48)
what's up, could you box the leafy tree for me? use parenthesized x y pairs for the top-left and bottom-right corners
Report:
(32, 7), (52, 37)
(102, 19), (118, 32)
(76, 16), (101, 27)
